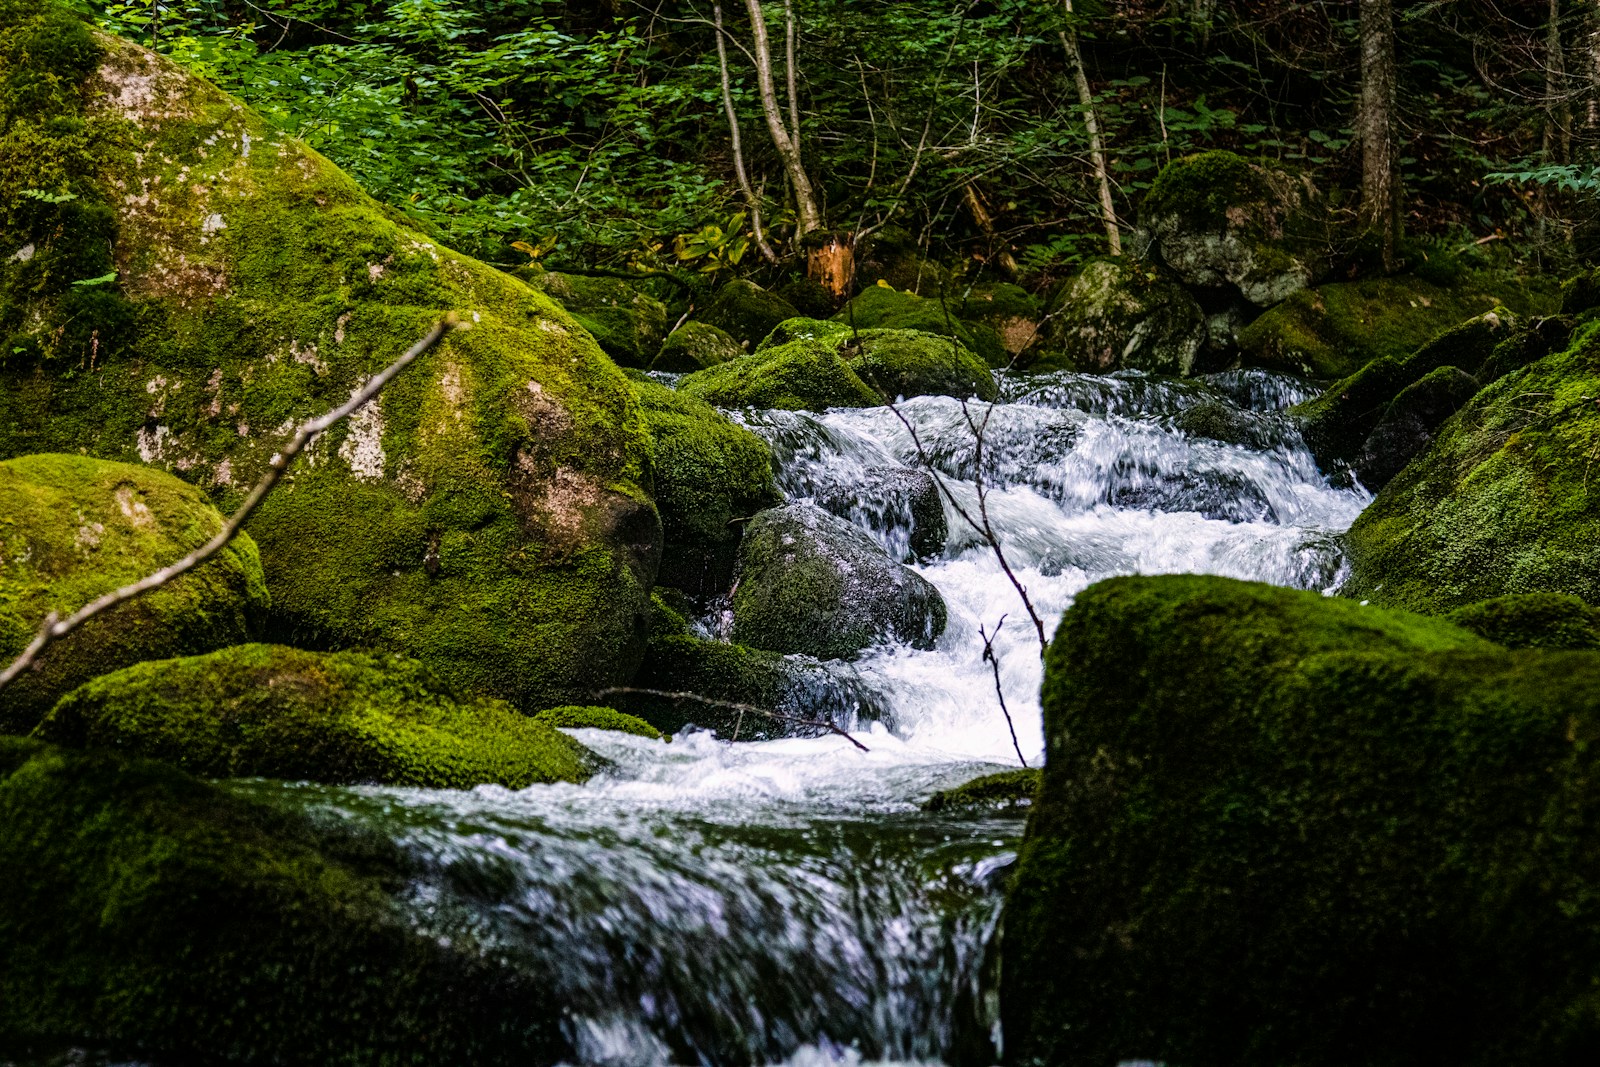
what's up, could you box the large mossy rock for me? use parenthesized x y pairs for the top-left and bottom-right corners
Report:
(680, 326), (994, 411)
(527, 270), (669, 368)
(632, 376), (780, 599)
(1037, 258), (1206, 376)
(36, 644), (594, 788)
(1341, 326), (1600, 612)
(960, 282), (1042, 357)
(0, 735), (564, 1063)
(698, 278), (800, 350)
(1238, 273), (1554, 380)
(731, 503), (946, 659)
(1003, 574), (1600, 1067)
(0, 10), (659, 711)
(833, 286), (1005, 366)
(651, 320), (744, 373)
(0, 454), (267, 732)
(1141, 150), (1331, 308)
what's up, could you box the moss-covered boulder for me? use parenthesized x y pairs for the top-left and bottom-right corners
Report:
(1342, 327), (1600, 612)
(1141, 150), (1331, 308)
(633, 377), (779, 599)
(652, 320), (743, 372)
(852, 230), (954, 296)
(0, 454), (267, 732)
(1037, 258), (1206, 376)
(36, 644), (594, 787)
(0, 11), (660, 711)
(731, 503), (946, 659)
(847, 328), (998, 402)
(921, 767), (1039, 812)
(756, 316), (852, 352)
(1294, 309), (1520, 471)
(0, 735), (565, 1062)
(532, 704), (662, 740)
(1352, 364), (1481, 488)
(1446, 592), (1600, 651)
(1238, 273), (1554, 379)
(834, 286), (1005, 366)
(960, 282), (1042, 357)
(527, 270), (669, 368)
(1003, 574), (1600, 1067)
(698, 278), (799, 350)
(812, 464), (948, 562)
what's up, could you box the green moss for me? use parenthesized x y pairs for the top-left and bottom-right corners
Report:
(1240, 274), (1553, 380)
(1038, 258), (1205, 375)
(1003, 574), (1600, 1067)
(0, 23), (659, 711)
(0, 453), (267, 733)
(633, 376), (779, 597)
(730, 503), (946, 659)
(533, 704), (662, 740)
(678, 337), (881, 412)
(852, 230), (954, 296)
(834, 286), (1005, 366)
(652, 320), (743, 372)
(0, 734), (564, 1061)
(698, 278), (799, 349)
(847, 328), (997, 402)
(756, 316), (853, 351)
(1142, 150), (1272, 231)
(37, 643), (594, 787)
(1341, 325), (1600, 612)
(1446, 592), (1600, 651)
(922, 768), (1039, 812)
(960, 282), (1042, 357)
(774, 274), (836, 318)
(529, 270), (668, 368)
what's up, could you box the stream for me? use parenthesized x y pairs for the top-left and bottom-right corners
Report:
(172, 369), (1371, 1065)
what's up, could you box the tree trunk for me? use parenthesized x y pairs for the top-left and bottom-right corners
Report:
(962, 181), (1019, 276)
(713, 3), (778, 262)
(1546, 0), (1572, 165)
(1061, 1), (1121, 257)
(743, 0), (823, 237)
(808, 236), (854, 300)
(1358, 0), (1401, 272)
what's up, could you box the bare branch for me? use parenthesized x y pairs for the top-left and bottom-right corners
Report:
(981, 616), (1027, 768)
(597, 686), (870, 751)
(0, 318), (461, 695)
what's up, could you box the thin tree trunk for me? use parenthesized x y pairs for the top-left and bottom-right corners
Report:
(1547, 0), (1572, 164)
(1061, 1), (1121, 256)
(743, 0), (823, 236)
(1358, 0), (1401, 272)
(784, 0), (801, 146)
(714, 3), (778, 262)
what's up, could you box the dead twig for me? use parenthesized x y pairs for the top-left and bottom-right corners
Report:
(597, 686), (870, 752)
(981, 615), (1027, 768)
(0, 317), (461, 694)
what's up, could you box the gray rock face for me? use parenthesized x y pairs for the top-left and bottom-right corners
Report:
(812, 465), (949, 563)
(1043, 258), (1206, 376)
(731, 503), (947, 660)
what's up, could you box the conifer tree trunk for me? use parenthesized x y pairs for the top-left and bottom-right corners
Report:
(1358, 0), (1401, 272)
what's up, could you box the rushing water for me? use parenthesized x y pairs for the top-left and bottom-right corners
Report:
(57, 368), (1368, 1067)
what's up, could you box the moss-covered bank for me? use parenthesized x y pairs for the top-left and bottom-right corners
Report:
(0, 8), (660, 710)
(1003, 574), (1600, 1067)
(0, 453), (267, 732)
(37, 644), (594, 787)
(1341, 322), (1600, 611)
(0, 735), (565, 1063)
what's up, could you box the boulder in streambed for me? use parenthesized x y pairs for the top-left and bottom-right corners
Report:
(652, 320), (744, 372)
(679, 327), (995, 411)
(833, 285), (1006, 366)
(1340, 324), (1600, 612)
(0, 735), (566, 1063)
(731, 503), (947, 659)
(0, 453), (267, 733)
(1035, 257), (1206, 376)
(811, 464), (948, 563)
(698, 278), (800, 350)
(1445, 592), (1600, 651)
(36, 643), (594, 787)
(0, 11), (660, 711)
(1003, 573), (1600, 1067)
(633, 376), (780, 599)
(1141, 150), (1331, 308)
(526, 270), (669, 368)
(533, 704), (663, 740)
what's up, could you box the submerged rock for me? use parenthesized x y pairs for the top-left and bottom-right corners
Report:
(36, 644), (594, 787)
(633, 377), (780, 599)
(652, 320), (744, 372)
(731, 503), (946, 659)
(1038, 257), (1206, 376)
(1341, 326), (1600, 612)
(0, 734), (566, 1063)
(698, 278), (800, 350)
(0, 453), (267, 732)
(0, 18), (660, 710)
(1003, 574), (1600, 1067)
(529, 270), (669, 368)
(1141, 150), (1331, 307)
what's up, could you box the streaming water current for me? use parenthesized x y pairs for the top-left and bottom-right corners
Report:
(126, 369), (1373, 1066)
